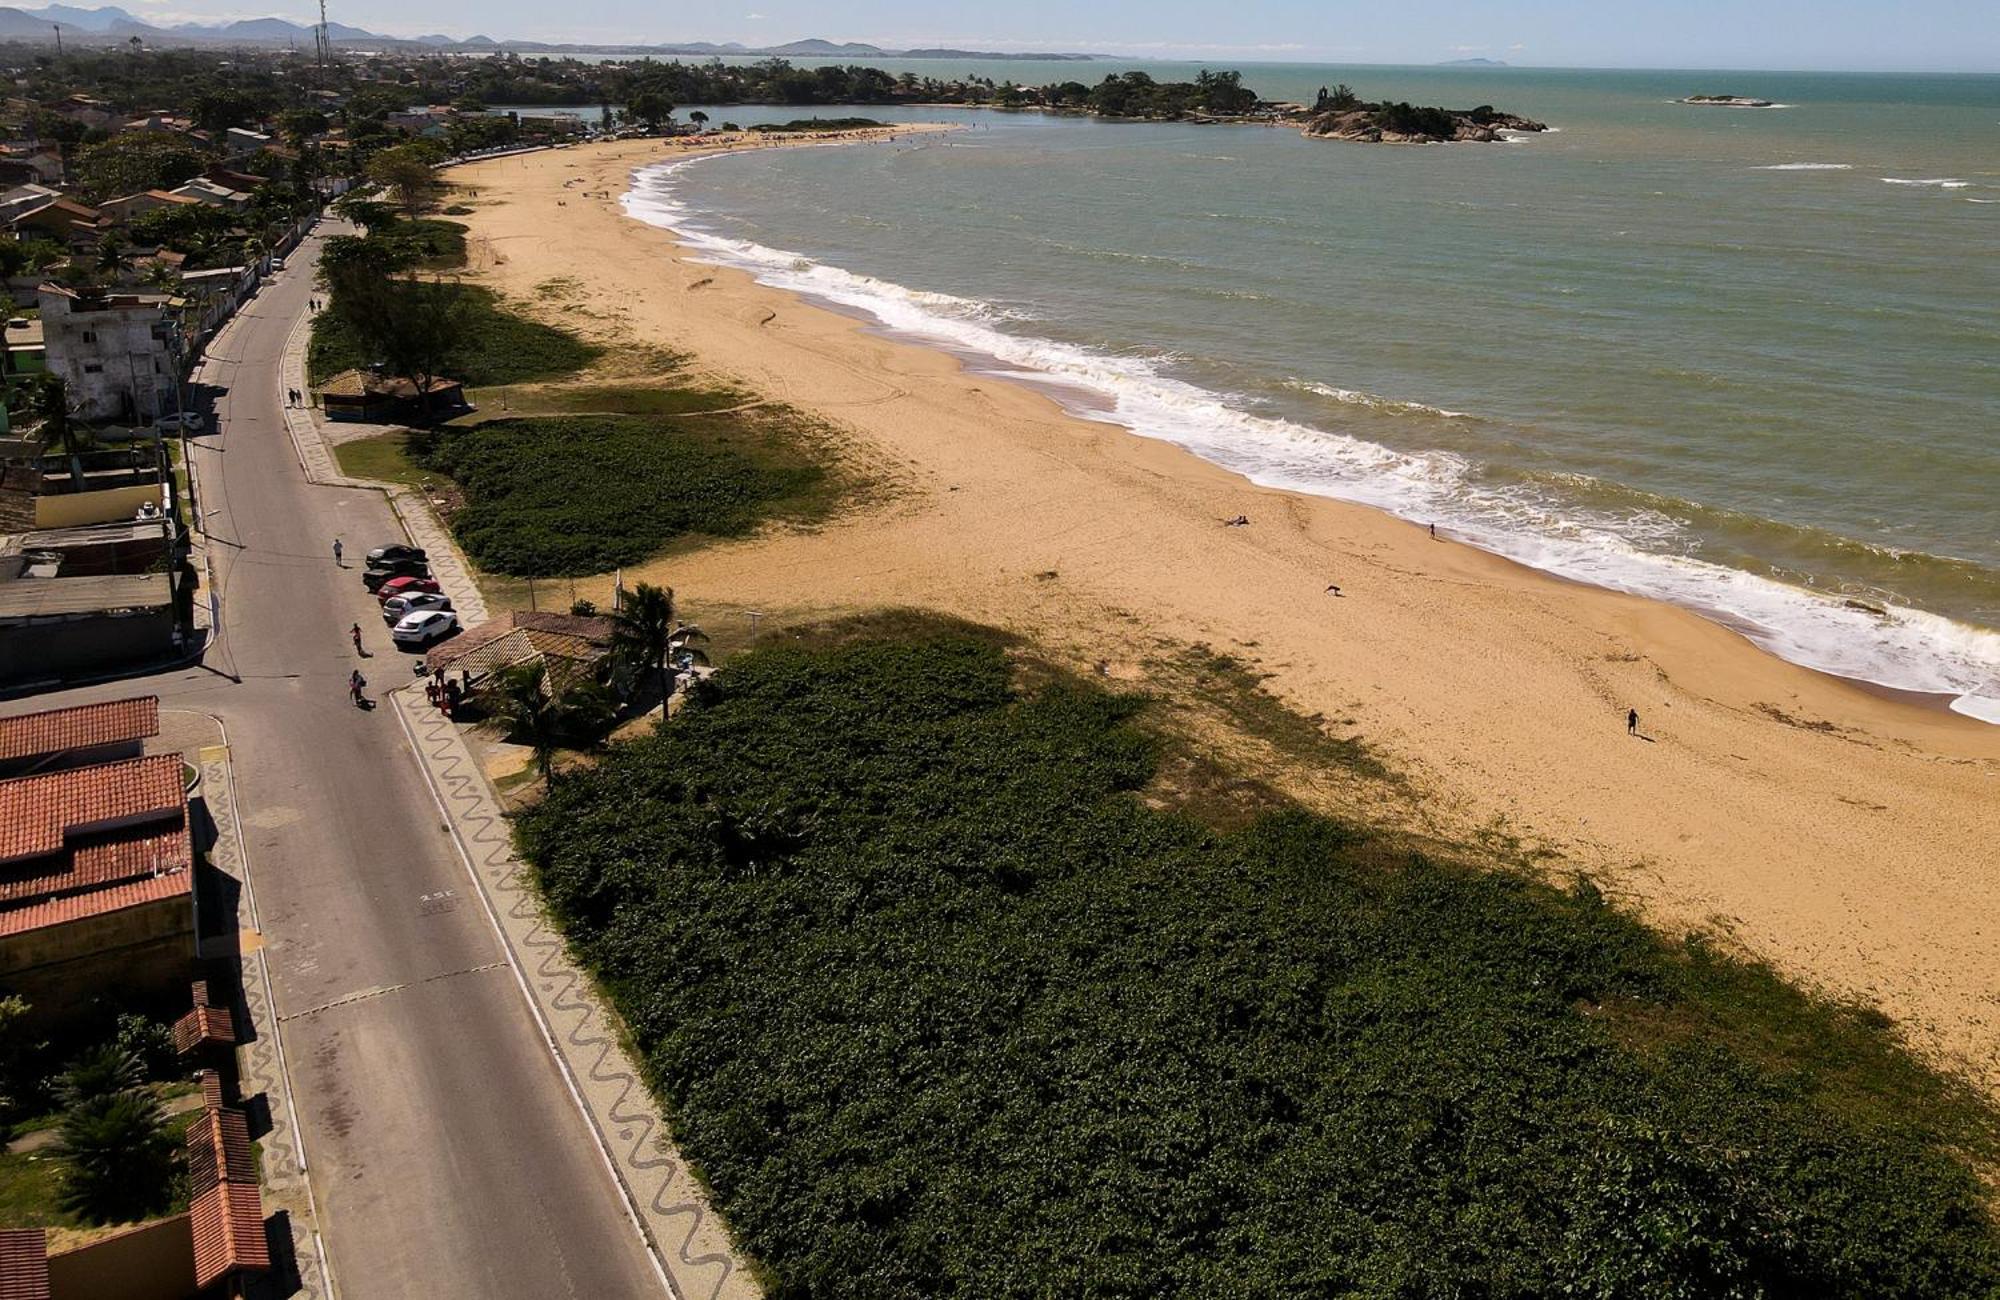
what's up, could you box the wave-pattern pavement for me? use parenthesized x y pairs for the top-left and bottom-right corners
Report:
(395, 689), (752, 1300)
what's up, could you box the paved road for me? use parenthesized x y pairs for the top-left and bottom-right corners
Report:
(9, 230), (664, 1297)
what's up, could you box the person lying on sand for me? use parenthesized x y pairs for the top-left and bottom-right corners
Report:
(1224, 515), (1250, 527)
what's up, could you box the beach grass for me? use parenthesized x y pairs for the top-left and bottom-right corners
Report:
(516, 614), (2000, 1299)
(462, 380), (746, 420)
(407, 406), (842, 577)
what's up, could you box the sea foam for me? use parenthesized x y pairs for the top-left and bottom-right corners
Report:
(622, 152), (2000, 723)
(1754, 162), (1852, 170)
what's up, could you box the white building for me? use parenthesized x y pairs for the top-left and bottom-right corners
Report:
(38, 285), (180, 425)
(169, 177), (253, 213)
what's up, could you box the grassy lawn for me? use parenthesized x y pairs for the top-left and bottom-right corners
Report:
(408, 407), (842, 578)
(0, 1148), (72, 1230)
(518, 615), (2000, 1299)
(331, 431), (432, 488)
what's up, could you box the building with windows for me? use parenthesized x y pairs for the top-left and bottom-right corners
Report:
(37, 284), (180, 424)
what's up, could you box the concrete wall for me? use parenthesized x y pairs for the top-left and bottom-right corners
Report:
(48, 1212), (197, 1300)
(0, 895), (195, 1028)
(0, 606), (179, 686)
(33, 482), (163, 528)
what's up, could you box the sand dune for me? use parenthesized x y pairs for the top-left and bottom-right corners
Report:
(446, 136), (2000, 1087)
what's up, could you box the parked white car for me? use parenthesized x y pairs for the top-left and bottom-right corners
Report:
(390, 609), (459, 648)
(382, 591), (453, 624)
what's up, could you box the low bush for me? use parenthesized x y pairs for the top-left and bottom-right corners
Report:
(410, 411), (829, 576)
(518, 622), (2000, 1299)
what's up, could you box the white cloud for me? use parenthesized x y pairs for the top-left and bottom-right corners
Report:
(745, 11), (764, 18)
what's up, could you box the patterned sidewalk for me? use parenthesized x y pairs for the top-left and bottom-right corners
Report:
(196, 740), (336, 1300)
(277, 261), (490, 628)
(389, 687), (753, 1300)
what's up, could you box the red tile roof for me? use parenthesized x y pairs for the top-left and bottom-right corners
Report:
(0, 870), (189, 937)
(0, 754), (184, 865)
(189, 1181), (270, 1288)
(196, 1068), (226, 1109)
(0, 1228), (49, 1300)
(0, 822), (191, 905)
(0, 696), (158, 763)
(186, 1105), (256, 1197)
(173, 1004), (236, 1055)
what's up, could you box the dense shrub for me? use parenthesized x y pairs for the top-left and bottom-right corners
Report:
(518, 626), (2000, 1298)
(412, 413), (825, 576)
(308, 284), (599, 387)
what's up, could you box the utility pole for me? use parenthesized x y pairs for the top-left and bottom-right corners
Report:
(315, 0), (330, 85)
(52, 22), (62, 57)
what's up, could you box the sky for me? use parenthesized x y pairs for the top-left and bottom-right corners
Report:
(107, 0), (2000, 71)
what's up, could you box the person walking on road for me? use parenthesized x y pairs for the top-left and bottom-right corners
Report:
(333, 538), (344, 567)
(350, 669), (367, 707)
(351, 622), (365, 655)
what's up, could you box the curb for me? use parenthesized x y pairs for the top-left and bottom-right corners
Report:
(389, 688), (751, 1300)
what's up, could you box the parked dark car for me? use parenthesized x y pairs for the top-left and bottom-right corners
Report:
(367, 544), (428, 566)
(361, 556), (430, 590)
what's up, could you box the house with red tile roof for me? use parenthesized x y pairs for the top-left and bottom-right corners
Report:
(0, 695), (158, 777)
(0, 753), (196, 1027)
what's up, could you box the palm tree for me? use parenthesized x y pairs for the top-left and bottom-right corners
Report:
(53, 1045), (144, 1108)
(610, 583), (708, 703)
(489, 661), (610, 782)
(33, 373), (87, 488)
(56, 1089), (172, 1223)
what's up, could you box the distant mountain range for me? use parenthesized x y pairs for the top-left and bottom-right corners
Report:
(0, 7), (1100, 58)
(1438, 57), (1508, 67)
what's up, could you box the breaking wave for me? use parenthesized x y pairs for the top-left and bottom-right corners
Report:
(623, 150), (2000, 722)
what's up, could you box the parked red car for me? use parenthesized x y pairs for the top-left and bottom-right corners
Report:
(374, 576), (443, 603)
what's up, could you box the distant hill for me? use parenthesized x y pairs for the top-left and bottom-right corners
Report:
(1439, 57), (1508, 66)
(0, 11), (1102, 57)
(33, 2), (133, 29)
(764, 38), (886, 55)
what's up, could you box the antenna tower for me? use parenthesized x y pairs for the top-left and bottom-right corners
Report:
(315, 0), (330, 82)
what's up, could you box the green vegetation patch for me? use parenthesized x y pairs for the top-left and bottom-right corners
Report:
(308, 285), (602, 387)
(410, 410), (833, 576)
(748, 117), (886, 133)
(331, 431), (428, 487)
(519, 621), (2000, 1299)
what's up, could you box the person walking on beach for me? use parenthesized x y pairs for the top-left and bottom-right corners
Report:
(1627, 708), (1639, 736)
(332, 538), (344, 567)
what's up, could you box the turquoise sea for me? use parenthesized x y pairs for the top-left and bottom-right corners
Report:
(612, 66), (2000, 718)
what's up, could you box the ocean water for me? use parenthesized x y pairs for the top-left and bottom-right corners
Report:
(617, 68), (2000, 719)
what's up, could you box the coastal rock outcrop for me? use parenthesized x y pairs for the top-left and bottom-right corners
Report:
(1302, 102), (1549, 144)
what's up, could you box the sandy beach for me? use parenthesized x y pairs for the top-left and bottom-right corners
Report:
(445, 135), (2000, 1085)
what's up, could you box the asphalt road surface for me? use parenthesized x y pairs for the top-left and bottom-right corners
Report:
(8, 227), (664, 1298)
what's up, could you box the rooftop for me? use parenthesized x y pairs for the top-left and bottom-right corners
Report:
(190, 1180), (270, 1288)
(316, 368), (464, 401)
(0, 1227), (49, 1300)
(0, 572), (173, 619)
(0, 754), (191, 936)
(186, 1104), (256, 1196)
(0, 695), (158, 763)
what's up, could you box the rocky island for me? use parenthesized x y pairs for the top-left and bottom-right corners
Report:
(1298, 84), (1549, 143)
(1678, 94), (1777, 107)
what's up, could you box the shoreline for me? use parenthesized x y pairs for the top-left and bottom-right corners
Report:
(445, 136), (2000, 1087)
